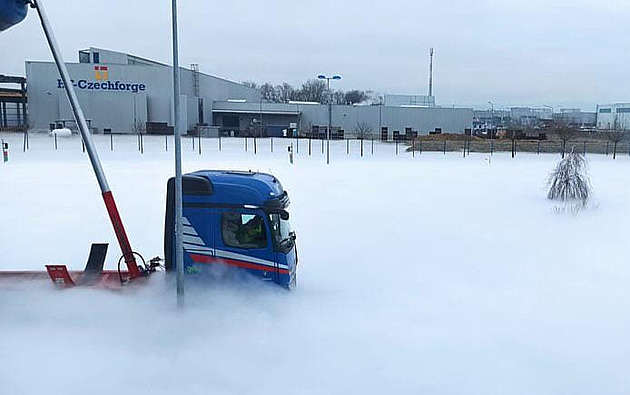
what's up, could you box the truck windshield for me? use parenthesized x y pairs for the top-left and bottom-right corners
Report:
(269, 213), (293, 251)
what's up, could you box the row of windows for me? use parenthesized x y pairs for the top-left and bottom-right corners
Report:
(599, 108), (630, 114)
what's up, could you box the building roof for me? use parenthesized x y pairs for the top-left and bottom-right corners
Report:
(212, 101), (300, 115)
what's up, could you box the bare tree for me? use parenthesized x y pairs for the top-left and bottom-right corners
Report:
(132, 118), (146, 134)
(244, 80), (379, 105)
(299, 121), (312, 138)
(607, 115), (628, 159)
(344, 90), (370, 105)
(553, 120), (577, 159)
(353, 121), (374, 157)
(275, 83), (295, 103)
(548, 150), (592, 206)
(242, 81), (258, 89)
(298, 79), (328, 103)
(331, 91), (346, 105)
(260, 83), (278, 102)
(353, 121), (374, 140)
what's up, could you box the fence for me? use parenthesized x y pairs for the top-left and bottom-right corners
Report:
(410, 138), (630, 157)
(4, 132), (630, 160)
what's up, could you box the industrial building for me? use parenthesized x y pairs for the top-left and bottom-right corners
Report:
(596, 103), (630, 130)
(26, 47), (259, 134)
(0, 74), (27, 130)
(23, 47), (473, 138)
(473, 107), (596, 132)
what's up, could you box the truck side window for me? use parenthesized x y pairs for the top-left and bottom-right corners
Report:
(221, 212), (267, 249)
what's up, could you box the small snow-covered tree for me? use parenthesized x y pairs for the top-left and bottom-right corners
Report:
(547, 149), (592, 206)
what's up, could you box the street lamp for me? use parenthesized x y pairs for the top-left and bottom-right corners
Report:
(318, 74), (341, 165)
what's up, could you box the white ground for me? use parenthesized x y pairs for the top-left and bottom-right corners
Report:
(1, 133), (629, 394)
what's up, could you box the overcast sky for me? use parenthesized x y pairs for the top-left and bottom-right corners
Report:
(1, 0), (629, 110)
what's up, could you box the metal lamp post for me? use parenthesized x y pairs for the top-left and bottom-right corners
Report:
(171, 0), (185, 308)
(488, 101), (494, 150)
(317, 74), (341, 165)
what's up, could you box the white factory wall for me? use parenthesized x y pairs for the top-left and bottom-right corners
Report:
(25, 60), (259, 133)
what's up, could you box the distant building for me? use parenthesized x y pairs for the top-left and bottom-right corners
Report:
(596, 103), (630, 130)
(384, 94), (435, 108)
(213, 101), (473, 139)
(26, 47), (259, 134)
(509, 107), (553, 125)
(23, 47), (473, 138)
(554, 108), (596, 127)
(0, 74), (27, 130)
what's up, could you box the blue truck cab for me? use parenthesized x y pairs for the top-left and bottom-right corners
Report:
(164, 170), (297, 289)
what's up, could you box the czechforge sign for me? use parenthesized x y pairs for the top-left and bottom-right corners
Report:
(57, 66), (147, 93)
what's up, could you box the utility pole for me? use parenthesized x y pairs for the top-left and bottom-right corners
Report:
(428, 47), (434, 98)
(171, 0), (185, 308)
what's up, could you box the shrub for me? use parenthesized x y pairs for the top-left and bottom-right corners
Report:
(547, 150), (592, 205)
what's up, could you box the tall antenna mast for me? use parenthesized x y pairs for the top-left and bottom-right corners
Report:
(428, 47), (434, 97)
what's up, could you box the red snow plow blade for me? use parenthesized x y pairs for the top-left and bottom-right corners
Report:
(0, 269), (133, 290)
(0, 244), (157, 290)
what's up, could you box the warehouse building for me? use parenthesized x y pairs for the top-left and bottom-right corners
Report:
(596, 103), (630, 130)
(0, 74), (27, 130)
(26, 47), (259, 134)
(24, 47), (473, 138)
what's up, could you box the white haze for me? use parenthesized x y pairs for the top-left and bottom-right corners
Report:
(1, 134), (630, 394)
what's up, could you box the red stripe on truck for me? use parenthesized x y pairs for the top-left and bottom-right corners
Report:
(189, 254), (289, 275)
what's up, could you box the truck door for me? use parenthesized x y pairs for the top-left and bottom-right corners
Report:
(214, 209), (278, 283)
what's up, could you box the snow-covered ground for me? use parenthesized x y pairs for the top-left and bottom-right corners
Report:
(1, 133), (629, 394)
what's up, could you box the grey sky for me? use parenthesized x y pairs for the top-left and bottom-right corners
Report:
(1, 0), (629, 110)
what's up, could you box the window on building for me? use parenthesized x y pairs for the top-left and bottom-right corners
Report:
(221, 212), (267, 249)
(599, 108), (612, 113)
(79, 51), (90, 64)
(92, 52), (100, 64)
(616, 108), (630, 113)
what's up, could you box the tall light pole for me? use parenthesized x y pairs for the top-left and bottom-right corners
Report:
(318, 74), (341, 165)
(488, 101), (494, 142)
(171, 0), (185, 308)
